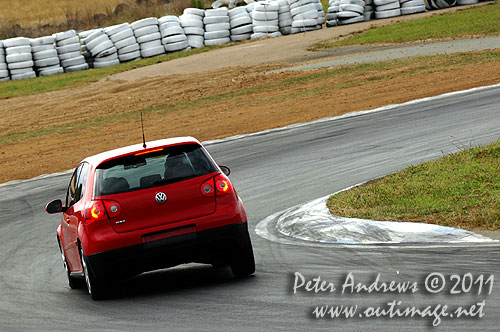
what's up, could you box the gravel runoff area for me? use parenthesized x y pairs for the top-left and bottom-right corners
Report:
(271, 36), (500, 72)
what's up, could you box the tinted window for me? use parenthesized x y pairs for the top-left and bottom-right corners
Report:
(66, 163), (90, 207)
(66, 165), (80, 207)
(95, 144), (217, 196)
(75, 162), (90, 202)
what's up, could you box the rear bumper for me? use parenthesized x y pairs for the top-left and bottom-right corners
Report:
(86, 222), (250, 279)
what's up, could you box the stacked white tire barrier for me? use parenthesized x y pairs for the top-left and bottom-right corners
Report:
(31, 36), (63, 77)
(229, 7), (253, 42)
(315, 0), (326, 27)
(55, 30), (88, 73)
(374, 0), (401, 18)
(278, 0), (293, 35)
(441, 0), (457, 8)
(181, 8), (205, 49)
(365, 0), (375, 20)
(326, 0), (340, 27)
(106, 23), (141, 62)
(336, 0), (365, 25)
(132, 18), (165, 58)
(0, 41), (9, 81)
(4, 37), (36, 80)
(0, 3), (465, 82)
(204, 8), (231, 46)
(289, 0), (321, 33)
(457, 0), (477, 5)
(83, 30), (119, 68)
(400, 0), (426, 14)
(78, 30), (95, 68)
(426, 0), (456, 9)
(246, 3), (256, 18)
(252, 1), (281, 39)
(159, 16), (190, 53)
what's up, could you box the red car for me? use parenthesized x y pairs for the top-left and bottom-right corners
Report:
(46, 137), (255, 299)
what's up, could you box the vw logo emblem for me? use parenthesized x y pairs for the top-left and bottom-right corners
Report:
(155, 192), (167, 204)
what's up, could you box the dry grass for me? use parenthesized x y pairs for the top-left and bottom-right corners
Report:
(2, 0), (124, 26)
(0, 0), (210, 39)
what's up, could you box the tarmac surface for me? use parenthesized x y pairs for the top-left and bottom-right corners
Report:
(1, 83), (499, 331)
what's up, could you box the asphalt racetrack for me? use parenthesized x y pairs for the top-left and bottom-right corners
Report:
(1, 85), (499, 331)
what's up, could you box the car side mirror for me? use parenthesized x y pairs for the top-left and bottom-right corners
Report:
(219, 165), (231, 176)
(45, 199), (65, 214)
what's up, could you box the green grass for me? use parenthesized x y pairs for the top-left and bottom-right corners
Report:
(327, 141), (500, 230)
(321, 0), (329, 13)
(0, 44), (229, 100)
(313, 1), (500, 49)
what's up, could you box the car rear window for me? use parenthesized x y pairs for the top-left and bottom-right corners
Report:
(95, 144), (218, 196)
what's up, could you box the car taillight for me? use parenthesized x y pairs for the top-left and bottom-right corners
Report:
(103, 200), (121, 218)
(215, 174), (234, 195)
(201, 178), (215, 197)
(84, 200), (121, 223)
(85, 200), (107, 223)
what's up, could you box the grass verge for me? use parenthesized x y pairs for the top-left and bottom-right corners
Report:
(312, 1), (500, 49)
(0, 44), (228, 100)
(327, 141), (500, 230)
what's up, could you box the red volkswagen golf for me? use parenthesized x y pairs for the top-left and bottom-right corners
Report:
(46, 137), (255, 299)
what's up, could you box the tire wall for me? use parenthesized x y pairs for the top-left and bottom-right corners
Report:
(0, 0), (472, 81)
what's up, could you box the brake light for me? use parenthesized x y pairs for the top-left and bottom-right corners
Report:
(201, 178), (215, 197)
(103, 200), (121, 218)
(134, 148), (164, 156)
(84, 200), (121, 223)
(85, 200), (107, 223)
(215, 174), (234, 195)
(91, 205), (102, 219)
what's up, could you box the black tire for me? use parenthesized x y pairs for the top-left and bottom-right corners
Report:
(80, 246), (108, 300)
(229, 230), (256, 278)
(58, 239), (85, 289)
(211, 260), (228, 268)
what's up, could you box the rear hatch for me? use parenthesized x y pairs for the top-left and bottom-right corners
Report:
(106, 173), (216, 233)
(93, 143), (219, 233)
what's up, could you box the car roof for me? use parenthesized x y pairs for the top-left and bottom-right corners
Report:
(82, 137), (201, 166)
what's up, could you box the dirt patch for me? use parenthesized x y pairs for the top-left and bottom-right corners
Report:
(1, 51), (500, 184)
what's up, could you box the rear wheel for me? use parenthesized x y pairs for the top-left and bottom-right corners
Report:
(229, 231), (255, 278)
(211, 262), (227, 268)
(58, 239), (84, 289)
(80, 247), (108, 300)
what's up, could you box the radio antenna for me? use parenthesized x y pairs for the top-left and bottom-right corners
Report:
(140, 112), (147, 148)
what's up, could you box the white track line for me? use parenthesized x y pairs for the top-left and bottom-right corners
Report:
(255, 185), (499, 248)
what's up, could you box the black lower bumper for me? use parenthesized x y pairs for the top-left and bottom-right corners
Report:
(87, 222), (250, 279)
